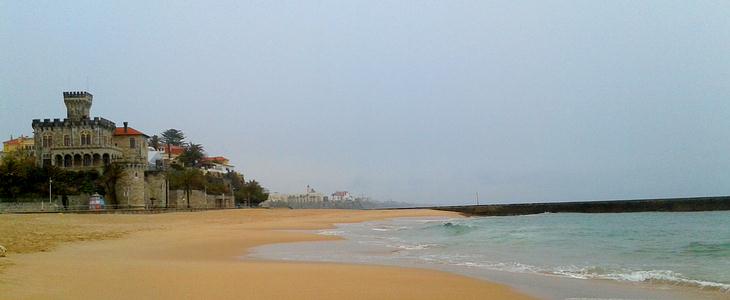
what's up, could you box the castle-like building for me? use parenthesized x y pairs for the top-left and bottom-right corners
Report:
(31, 91), (149, 207)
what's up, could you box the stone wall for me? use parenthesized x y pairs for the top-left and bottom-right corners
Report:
(144, 171), (167, 208)
(0, 194), (90, 212)
(168, 190), (235, 209)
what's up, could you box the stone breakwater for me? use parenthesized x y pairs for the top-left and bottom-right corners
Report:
(427, 196), (730, 216)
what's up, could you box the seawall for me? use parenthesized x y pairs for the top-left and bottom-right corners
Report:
(429, 196), (730, 216)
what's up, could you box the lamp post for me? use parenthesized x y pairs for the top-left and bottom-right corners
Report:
(41, 177), (53, 210)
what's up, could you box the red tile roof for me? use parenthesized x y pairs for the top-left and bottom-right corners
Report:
(201, 156), (230, 164)
(113, 127), (148, 137)
(3, 136), (32, 145)
(163, 144), (185, 156)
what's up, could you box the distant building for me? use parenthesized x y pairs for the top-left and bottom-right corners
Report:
(200, 156), (235, 175)
(262, 188), (375, 209)
(330, 191), (353, 201)
(2, 135), (35, 157)
(148, 144), (185, 169)
(147, 147), (164, 170)
(262, 185), (327, 208)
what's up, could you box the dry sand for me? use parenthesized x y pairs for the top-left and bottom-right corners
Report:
(0, 209), (534, 299)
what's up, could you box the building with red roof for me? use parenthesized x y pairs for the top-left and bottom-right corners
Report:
(330, 191), (353, 201)
(2, 135), (35, 156)
(200, 156), (235, 175)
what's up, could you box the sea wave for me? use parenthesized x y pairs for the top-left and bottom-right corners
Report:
(371, 226), (411, 232)
(430, 222), (476, 235)
(533, 265), (730, 292)
(414, 254), (730, 292)
(680, 241), (730, 257)
(589, 269), (730, 292)
(393, 243), (441, 250)
(318, 230), (345, 236)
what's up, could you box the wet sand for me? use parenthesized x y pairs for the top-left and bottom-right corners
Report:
(253, 239), (727, 300)
(0, 209), (533, 299)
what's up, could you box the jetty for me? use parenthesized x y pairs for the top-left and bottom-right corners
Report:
(421, 196), (730, 216)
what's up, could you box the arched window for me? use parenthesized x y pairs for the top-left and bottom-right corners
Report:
(80, 132), (92, 145)
(64, 135), (71, 146)
(42, 135), (53, 147)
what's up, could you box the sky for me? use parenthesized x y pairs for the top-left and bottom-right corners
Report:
(1, 1), (729, 205)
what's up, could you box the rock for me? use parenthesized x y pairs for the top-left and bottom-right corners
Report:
(0, 245), (6, 257)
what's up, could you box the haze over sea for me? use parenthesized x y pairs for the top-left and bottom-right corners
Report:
(253, 211), (730, 299)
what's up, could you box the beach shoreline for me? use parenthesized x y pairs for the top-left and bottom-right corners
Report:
(0, 209), (533, 299)
(249, 216), (728, 300)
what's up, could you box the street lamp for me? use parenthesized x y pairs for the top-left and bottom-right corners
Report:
(41, 177), (53, 210)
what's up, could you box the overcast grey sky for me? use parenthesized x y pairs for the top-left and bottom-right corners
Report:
(2, 1), (729, 205)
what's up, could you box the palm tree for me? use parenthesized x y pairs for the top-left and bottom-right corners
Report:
(179, 142), (205, 167)
(149, 135), (161, 150)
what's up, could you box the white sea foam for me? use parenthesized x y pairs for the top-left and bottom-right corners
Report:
(318, 230), (344, 236)
(419, 254), (730, 291)
(394, 243), (440, 250)
(371, 225), (411, 232)
(597, 270), (730, 291)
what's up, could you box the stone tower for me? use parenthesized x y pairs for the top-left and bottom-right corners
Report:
(63, 91), (93, 121)
(115, 163), (147, 208)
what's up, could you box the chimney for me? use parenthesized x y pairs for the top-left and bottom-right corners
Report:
(123, 122), (128, 133)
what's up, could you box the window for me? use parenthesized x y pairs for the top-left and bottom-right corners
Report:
(129, 137), (136, 149)
(64, 135), (71, 146)
(43, 135), (53, 147)
(80, 132), (91, 145)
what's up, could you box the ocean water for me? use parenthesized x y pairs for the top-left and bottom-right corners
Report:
(332, 212), (730, 292)
(248, 211), (730, 298)
(316, 211), (730, 293)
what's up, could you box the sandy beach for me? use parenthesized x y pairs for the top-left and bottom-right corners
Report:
(0, 209), (533, 299)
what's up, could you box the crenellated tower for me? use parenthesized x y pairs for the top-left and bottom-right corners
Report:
(63, 91), (93, 121)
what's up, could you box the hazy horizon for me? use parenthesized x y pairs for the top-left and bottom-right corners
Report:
(2, 1), (729, 205)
